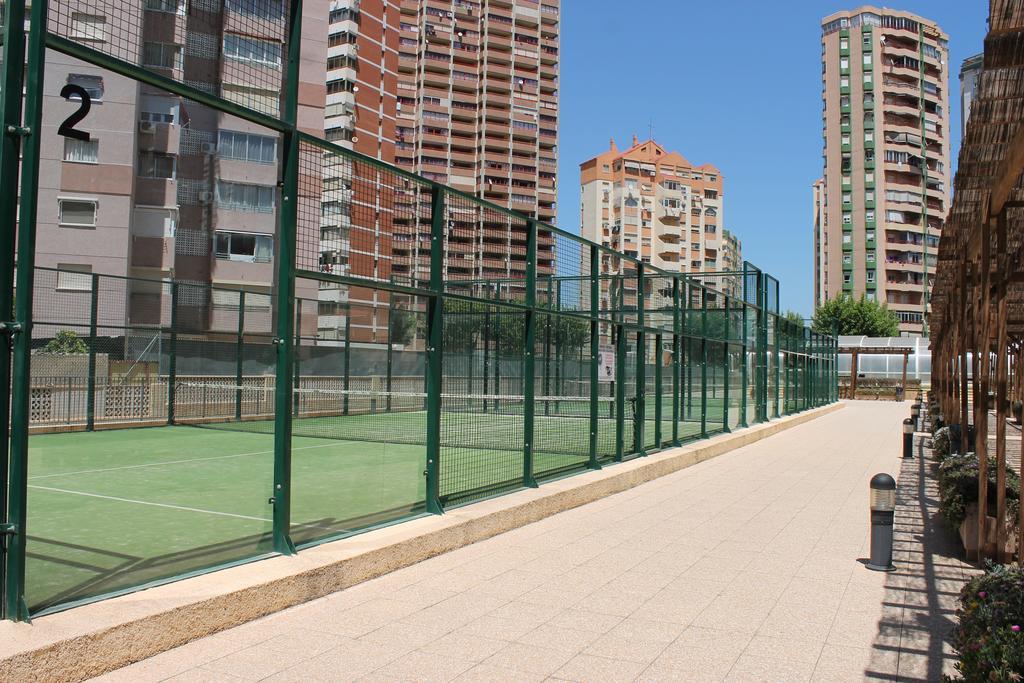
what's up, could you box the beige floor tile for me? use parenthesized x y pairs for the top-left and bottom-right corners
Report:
(360, 650), (476, 682)
(200, 645), (297, 681)
(481, 642), (575, 676)
(552, 653), (649, 682)
(419, 631), (508, 662)
(515, 622), (600, 653)
(724, 653), (816, 682)
(452, 663), (547, 682)
(545, 607), (625, 634)
(582, 631), (672, 664)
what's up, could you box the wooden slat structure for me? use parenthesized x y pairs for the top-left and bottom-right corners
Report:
(930, 0), (1024, 562)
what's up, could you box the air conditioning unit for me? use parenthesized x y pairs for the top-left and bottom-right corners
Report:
(198, 191), (214, 204)
(138, 121), (156, 134)
(201, 142), (217, 154)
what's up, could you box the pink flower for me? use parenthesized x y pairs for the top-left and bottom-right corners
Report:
(1012, 625), (1021, 633)
(978, 591), (987, 599)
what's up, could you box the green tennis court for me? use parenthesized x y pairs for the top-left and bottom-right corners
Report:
(23, 401), (711, 613)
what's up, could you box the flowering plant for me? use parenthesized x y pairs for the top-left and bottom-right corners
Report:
(949, 563), (1024, 681)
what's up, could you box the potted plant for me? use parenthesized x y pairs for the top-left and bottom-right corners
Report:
(937, 454), (1020, 557)
(949, 563), (1024, 681)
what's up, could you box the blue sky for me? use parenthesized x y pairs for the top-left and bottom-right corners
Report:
(556, 1), (988, 316)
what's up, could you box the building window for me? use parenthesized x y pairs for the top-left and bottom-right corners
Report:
(145, 0), (184, 13)
(216, 181), (276, 213)
(842, 192), (851, 203)
(58, 199), (98, 227)
(865, 210), (874, 222)
(843, 254), (852, 266)
(866, 230), (875, 241)
(63, 138), (98, 163)
(843, 272), (852, 284)
(840, 76), (850, 88)
(141, 110), (175, 124)
(840, 57), (849, 69)
(866, 292), (876, 302)
(56, 264), (93, 291)
(865, 191), (875, 202)
(218, 131), (278, 163)
(839, 37), (849, 50)
(67, 74), (103, 101)
(863, 72), (873, 84)
(214, 232), (273, 263)
(842, 234), (852, 244)
(704, 189), (718, 199)
(224, 34), (282, 66)
(143, 42), (182, 69)
(225, 0), (285, 19)
(843, 214), (852, 225)
(864, 130), (874, 142)
(866, 270), (876, 283)
(862, 53), (871, 65)
(138, 151), (176, 179)
(70, 12), (106, 41)
(865, 171), (874, 183)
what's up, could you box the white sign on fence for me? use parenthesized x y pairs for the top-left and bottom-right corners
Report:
(598, 344), (615, 383)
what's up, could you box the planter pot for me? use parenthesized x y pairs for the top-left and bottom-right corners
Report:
(958, 504), (1018, 557)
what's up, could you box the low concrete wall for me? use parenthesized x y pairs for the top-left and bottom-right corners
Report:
(0, 402), (843, 681)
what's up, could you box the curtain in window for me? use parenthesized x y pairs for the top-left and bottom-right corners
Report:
(255, 236), (273, 263)
(64, 139), (98, 163)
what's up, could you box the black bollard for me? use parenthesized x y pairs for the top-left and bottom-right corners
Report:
(902, 417), (914, 459)
(867, 473), (897, 571)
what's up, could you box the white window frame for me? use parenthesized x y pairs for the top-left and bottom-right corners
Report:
(56, 265), (93, 291)
(142, 42), (183, 70)
(58, 198), (98, 227)
(63, 137), (99, 164)
(70, 12), (106, 42)
(214, 231), (274, 263)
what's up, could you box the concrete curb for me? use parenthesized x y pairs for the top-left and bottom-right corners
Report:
(0, 402), (843, 681)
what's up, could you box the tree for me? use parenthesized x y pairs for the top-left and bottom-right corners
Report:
(783, 310), (805, 328)
(43, 329), (88, 354)
(388, 304), (418, 346)
(811, 295), (899, 337)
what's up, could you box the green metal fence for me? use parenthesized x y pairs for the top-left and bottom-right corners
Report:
(0, 0), (838, 620)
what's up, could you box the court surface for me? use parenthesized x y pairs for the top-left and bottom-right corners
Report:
(24, 404), (714, 613)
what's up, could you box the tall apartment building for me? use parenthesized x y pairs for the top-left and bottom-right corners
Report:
(579, 136), (725, 278)
(389, 0), (560, 288)
(817, 7), (950, 335)
(36, 0), (328, 335)
(812, 177), (827, 306)
(960, 54), (983, 138)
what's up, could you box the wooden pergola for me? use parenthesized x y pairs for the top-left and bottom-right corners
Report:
(841, 345), (913, 397)
(930, 0), (1024, 562)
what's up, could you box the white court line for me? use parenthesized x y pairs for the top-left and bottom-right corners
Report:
(28, 485), (271, 522)
(27, 484), (346, 534)
(28, 441), (352, 481)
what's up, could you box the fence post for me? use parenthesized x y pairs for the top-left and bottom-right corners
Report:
(722, 295), (730, 432)
(386, 293), (393, 411)
(483, 308), (490, 412)
(672, 276), (681, 445)
(588, 244), (600, 469)
(86, 273), (99, 431)
(168, 281), (178, 425)
(292, 303), (302, 417)
(635, 265), (645, 455)
(654, 332), (663, 447)
(543, 277), (552, 416)
(235, 290), (246, 421)
(615, 323), (625, 462)
(424, 186), (445, 513)
(343, 302), (351, 415)
(701, 287), (708, 438)
(523, 220), (539, 487)
(4, 0), (48, 621)
(268, 0), (303, 556)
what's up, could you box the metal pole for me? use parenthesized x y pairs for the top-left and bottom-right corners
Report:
(235, 291), (246, 421)
(4, 0), (49, 621)
(588, 245), (600, 469)
(672, 276), (681, 445)
(168, 281), (178, 425)
(522, 220), (538, 487)
(86, 274), (99, 431)
(723, 295), (730, 432)
(292, 302), (302, 418)
(615, 324), (625, 462)
(269, 0), (304, 557)
(701, 287), (708, 438)
(386, 293), (393, 411)
(543, 277), (552, 416)
(424, 186), (445, 513)
(635, 265), (645, 455)
(483, 308), (490, 412)
(343, 303), (351, 415)
(654, 332), (663, 447)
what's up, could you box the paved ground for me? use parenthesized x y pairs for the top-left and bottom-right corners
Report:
(94, 401), (972, 682)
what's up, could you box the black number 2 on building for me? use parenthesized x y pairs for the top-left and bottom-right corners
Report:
(58, 84), (91, 141)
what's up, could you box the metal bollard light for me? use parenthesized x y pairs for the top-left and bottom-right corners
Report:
(867, 473), (897, 571)
(902, 417), (914, 459)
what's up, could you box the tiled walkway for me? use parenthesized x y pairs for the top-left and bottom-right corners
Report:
(95, 401), (971, 682)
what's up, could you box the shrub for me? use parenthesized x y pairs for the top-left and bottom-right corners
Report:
(932, 426), (951, 460)
(42, 330), (88, 355)
(948, 563), (1024, 682)
(937, 454), (1020, 530)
